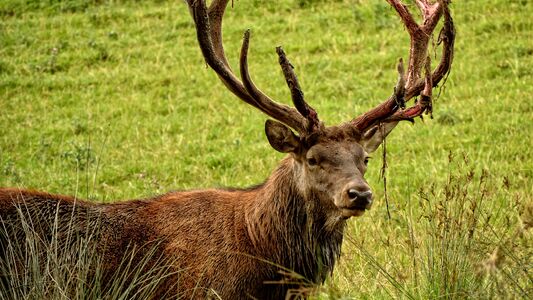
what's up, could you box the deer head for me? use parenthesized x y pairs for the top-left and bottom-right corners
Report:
(186, 0), (454, 219)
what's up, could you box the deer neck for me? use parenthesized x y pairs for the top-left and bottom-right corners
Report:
(245, 156), (345, 283)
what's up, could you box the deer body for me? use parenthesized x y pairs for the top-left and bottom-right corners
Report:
(1, 0), (454, 298)
(1, 157), (345, 299)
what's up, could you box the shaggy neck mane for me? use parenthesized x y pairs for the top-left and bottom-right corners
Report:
(245, 157), (345, 284)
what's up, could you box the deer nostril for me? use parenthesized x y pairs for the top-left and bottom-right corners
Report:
(347, 188), (359, 200)
(363, 191), (373, 205)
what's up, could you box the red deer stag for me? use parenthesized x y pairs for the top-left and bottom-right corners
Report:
(0, 0), (454, 298)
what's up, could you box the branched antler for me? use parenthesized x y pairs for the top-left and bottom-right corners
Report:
(352, 0), (455, 132)
(187, 0), (320, 135)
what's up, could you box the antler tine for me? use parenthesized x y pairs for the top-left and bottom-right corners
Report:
(188, 0), (250, 103)
(187, 0), (317, 135)
(206, 0), (231, 69)
(352, 0), (454, 132)
(383, 56), (433, 122)
(276, 47), (320, 132)
(239, 31), (313, 133)
(389, 0), (444, 87)
(426, 4), (454, 93)
(351, 59), (406, 131)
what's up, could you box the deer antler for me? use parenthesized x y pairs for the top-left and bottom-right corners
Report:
(352, 0), (455, 132)
(186, 0), (320, 135)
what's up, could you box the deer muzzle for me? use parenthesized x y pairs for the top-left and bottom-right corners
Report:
(337, 182), (373, 218)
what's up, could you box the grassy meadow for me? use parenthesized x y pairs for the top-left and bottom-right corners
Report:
(0, 0), (532, 298)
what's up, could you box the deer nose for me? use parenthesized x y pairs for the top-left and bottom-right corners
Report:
(347, 188), (373, 207)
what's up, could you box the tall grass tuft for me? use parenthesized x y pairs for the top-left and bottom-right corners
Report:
(343, 153), (532, 299)
(0, 201), (178, 300)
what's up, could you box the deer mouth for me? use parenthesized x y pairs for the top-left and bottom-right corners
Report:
(339, 206), (368, 218)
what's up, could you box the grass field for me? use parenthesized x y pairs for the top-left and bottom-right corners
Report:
(0, 0), (532, 298)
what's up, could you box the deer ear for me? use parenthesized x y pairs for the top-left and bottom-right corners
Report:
(360, 121), (399, 153)
(265, 120), (300, 153)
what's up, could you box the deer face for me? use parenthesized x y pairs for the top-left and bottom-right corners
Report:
(302, 137), (372, 219)
(265, 121), (394, 219)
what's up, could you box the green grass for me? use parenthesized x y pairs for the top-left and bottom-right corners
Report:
(0, 0), (532, 298)
(0, 203), (177, 299)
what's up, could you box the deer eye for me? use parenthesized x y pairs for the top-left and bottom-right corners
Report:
(307, 157), (318, 166)
(364, 157), (370, 166)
